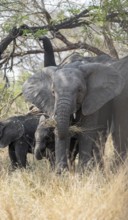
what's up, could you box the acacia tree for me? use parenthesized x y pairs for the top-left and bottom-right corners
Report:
(0, 0), (128, 116)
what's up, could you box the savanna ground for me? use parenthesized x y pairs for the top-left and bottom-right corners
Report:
(0, 135), (128, 220)
(0, 1), (128, 219)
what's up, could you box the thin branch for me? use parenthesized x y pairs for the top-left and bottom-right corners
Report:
(3, 42), (107, 59)
(10, 92), (23, 105)
(103, 23), (119, 59)
(0, 26), (23, 59)
(0, 92), (23, 116)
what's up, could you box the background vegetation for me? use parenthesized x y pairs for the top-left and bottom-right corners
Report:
(0, 0), (127, 117)
(0, 1), (128, 219)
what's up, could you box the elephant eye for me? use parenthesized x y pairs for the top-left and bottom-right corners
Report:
(78, 87), (82, 92)
(51, 83), (55, 96)
(52, 89), (55, 96)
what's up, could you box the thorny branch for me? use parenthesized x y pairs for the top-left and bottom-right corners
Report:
(1, 7), (127, 60)
(0, 6), (127, 88)
(0, 92), (23, 117)
(0, 8), (101, 85)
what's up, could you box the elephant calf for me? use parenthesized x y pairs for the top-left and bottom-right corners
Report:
(34, 115), (79, 170)
(0, 112), (42, 169)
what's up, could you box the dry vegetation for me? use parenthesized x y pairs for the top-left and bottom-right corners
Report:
(0, 1), (128, 219)
(0, 137), (128, 220)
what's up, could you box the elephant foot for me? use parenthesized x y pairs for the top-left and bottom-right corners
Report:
(9, 162), (26, 171)
(55, 163), (68, 175)
(9, 163), (19, 172)
(78, 158), (94, 174)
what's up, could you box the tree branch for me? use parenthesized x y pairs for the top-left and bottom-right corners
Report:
(0, 9), (91, 59)
(0, 26), (23, 59)
(102, 23), (119, 58)
(0, 8), (126, 62)
(3, 42), (107, 58)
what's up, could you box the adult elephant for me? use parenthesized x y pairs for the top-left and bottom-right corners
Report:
(22, 55), (127, 172)
(37, 37), (92, 169)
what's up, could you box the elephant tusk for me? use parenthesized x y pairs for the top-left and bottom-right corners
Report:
(73, 113), (76, 119)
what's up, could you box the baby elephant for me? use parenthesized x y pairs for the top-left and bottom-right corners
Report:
(34, 115), (79, 170)
(0, 113), (41, 169)
(35, 124), (55, 168)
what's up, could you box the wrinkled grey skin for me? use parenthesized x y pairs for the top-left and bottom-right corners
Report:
(23, 55), (128, 173)
(34, 115), (79, 169)
(63, 53), (116, 67)
(0, 113), (41, 169)
(40, 39), (113, 168)
(34, 115), (55, 168)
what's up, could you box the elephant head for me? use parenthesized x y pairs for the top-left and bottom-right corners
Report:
(34, 115), (55, 160)
(23, 58), (125, 141)
(0, 117), (24, 148)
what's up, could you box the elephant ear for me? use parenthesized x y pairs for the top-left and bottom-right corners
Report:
(79, 63), (125, 116)
(22, 67), (57, 115)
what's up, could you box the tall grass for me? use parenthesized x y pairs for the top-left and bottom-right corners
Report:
(0, 140), (128, 220)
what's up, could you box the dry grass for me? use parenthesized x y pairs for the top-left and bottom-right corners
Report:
(39, 117), (96, 135)
(0, 139), (128, 220)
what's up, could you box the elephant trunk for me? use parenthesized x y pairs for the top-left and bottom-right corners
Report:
(56, 99), (72, 139)
(34, 141), (46, 160)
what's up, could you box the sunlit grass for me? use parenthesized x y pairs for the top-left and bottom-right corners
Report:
(0, 138), (128, 220)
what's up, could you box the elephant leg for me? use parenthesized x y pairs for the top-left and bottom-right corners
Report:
(92, 103), (112, 167)
(78, 133), (94, 171)
(49, 154), (55, 170)
(92, 130), (107, 167)
(8, 144), (18, 169)
(14, 141), (29, 168)
(112, 114), (128, 162)
(78, 112), (99, 172)
(68, 138), (78, 171)
(112, 130), (128, 164)
(45, 148), (55, 170)
(55, 135), (70, 173)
